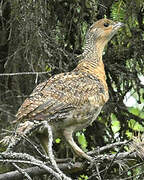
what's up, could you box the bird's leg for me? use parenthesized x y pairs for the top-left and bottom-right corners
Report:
(36, 134), (49, 156)
(63, 128), (93, 161)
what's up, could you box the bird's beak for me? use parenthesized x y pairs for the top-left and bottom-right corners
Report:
(113, 22), (125, 30)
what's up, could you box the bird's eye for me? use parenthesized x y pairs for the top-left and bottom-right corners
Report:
(104, 22), (109, 27)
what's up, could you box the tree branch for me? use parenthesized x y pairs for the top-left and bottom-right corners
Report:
(0, 71), (50, 76)
(0, 149), (138, 180)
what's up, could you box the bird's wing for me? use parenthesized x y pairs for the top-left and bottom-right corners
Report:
(16, 71), (106, 122)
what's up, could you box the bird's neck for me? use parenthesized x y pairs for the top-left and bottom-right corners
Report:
(75, 40), (107, 79)
(74, 40), (108, 95)
(82, 35), (107, 60)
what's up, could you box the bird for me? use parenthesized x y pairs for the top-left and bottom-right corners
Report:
(11, 18), (123, 161)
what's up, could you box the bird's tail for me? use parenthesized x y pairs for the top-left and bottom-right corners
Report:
(0, 121), (40, 152)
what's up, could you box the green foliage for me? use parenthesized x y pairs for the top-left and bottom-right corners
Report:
(128, 99), (144, 117)
(76, 132), (88, 152)
(78, 174), (88, 180)
(128, 119), (144, 131)
(45, 65), (51, 72)
(111, 113), (121, 134)
(128, 107), (141, 116)
(126, 130), (133, 139)
(111, 0), (126, 21)
(55, 138), (61, 144)
(127, 107), (144, 132)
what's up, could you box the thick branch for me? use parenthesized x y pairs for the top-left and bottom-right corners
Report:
(0, 162), (84, 180)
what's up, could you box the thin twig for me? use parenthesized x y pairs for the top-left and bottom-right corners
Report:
(122, 172), (144, 180)
(99, 141), (131, 179)
(0, 71), (50, 76)
(95, 163), (102, 180)
(119, 161), (144, 177)
(12, 163), (32, 180)
(88, 141), (129, 155)
(21, 135), (49, 161)
(46, 122), (71, 180)
(0, 152), (62, 179)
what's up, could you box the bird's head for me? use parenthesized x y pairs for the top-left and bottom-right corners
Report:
(84, 18), (124, 57)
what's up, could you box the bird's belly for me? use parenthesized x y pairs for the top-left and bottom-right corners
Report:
(51, 105), (102, 134)
(73, 106), (102, 131)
